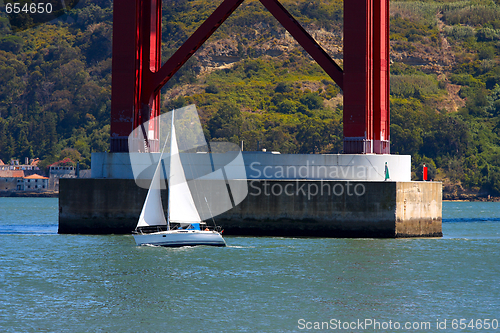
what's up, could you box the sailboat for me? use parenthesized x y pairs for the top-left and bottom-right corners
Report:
(133, 110), (226, 247)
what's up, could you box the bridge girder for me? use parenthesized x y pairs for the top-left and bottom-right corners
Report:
(110, 0), (389, 154)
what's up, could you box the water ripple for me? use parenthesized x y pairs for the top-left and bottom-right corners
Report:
(443, 217), (500, 223)
(0, 224), (58, 235)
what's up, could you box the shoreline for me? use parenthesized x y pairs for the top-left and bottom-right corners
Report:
(443, 194), (500, 202)
(0, 191), (58, 198)
(443, 199), (500, 202)
(0, 191), (498, 201)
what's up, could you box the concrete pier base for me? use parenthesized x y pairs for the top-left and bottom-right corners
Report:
(58, 179), (442, 237)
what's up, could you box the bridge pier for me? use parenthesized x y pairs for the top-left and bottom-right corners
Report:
(58, 178), (441, 237)
(59, 153), (442, 237)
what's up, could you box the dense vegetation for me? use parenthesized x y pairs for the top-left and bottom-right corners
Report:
(1, 0), (500, 195)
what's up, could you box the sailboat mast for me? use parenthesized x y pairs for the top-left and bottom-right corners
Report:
(167, 110), (175, 230)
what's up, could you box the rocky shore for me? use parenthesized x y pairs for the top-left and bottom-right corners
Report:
(0, 191), (58, 198)
(442, 183), (500, 202)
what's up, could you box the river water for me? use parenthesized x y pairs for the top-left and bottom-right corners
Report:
(0, 198), (499, 332)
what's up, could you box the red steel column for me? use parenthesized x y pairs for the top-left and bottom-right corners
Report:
(136, 0), (162, 152)
(343, 0), (390, 154)
(110, 0), (161, 153)
(343, 0), (373, 154)
(110, 0), (138, 152)
(373, 0), (390, 154)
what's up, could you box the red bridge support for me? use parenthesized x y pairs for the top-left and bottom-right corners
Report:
(110, 0), (390, 154)
(343, 0), (390, 154)
(110, 0), (162, 153)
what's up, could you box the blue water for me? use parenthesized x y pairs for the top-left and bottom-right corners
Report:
(0, 198), (499, 332)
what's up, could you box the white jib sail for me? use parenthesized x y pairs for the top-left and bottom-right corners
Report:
(168, 111), (202, 224)
(136, 147), (168, 228)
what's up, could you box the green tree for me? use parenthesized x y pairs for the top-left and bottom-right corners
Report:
(208, 103), (243, 143)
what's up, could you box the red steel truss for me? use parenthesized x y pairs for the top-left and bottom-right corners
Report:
(110, 0), (390, 154)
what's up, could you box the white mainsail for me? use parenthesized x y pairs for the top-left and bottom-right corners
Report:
(167, 110), (202, 224)
(136, 146), (167, 228)
(136, 110), (202, 229)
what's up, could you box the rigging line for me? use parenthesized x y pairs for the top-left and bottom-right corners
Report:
(149, 131), (170, 188)
(204, 196), (217, 228)
(166, 109), (177, 229)
(364, 156), (386, 179)
(160, 132), (171, 185)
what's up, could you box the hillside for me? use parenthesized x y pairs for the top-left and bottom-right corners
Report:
(1, 0), (500, 197)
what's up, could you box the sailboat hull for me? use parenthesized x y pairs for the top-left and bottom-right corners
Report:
(133, 230), (226, 247)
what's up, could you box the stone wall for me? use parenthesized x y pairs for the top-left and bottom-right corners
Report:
(59, 178), (442, 237)
(395, 182), (442, 237)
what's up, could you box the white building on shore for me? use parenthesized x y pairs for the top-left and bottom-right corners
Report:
(20, 174), (49, 191)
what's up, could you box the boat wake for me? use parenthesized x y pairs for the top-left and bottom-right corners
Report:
(0, 224), (57, 235)
(443, 217), (500, 223)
